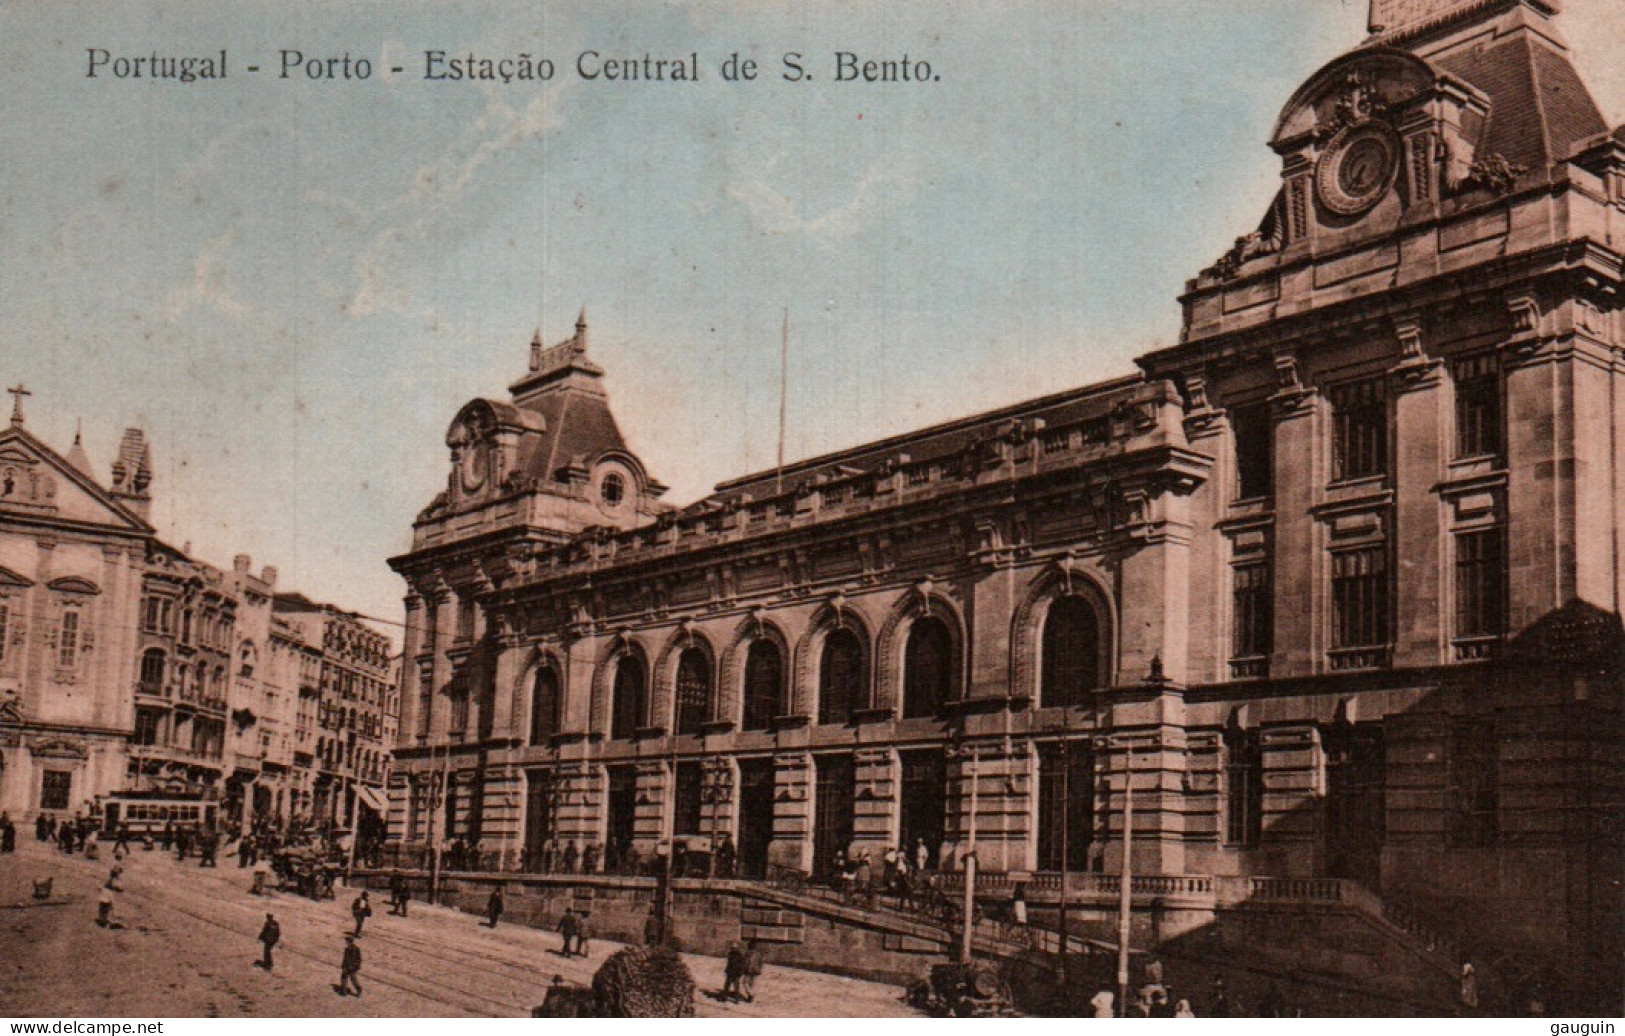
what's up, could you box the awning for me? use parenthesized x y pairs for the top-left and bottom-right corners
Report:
(354, 784), (388, 814)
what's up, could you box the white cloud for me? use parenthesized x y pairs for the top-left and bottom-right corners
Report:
(727, 154), (921, 247)
(161, 227), (253, 322)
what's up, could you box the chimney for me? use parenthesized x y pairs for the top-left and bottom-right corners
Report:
(109, 428), (153, 521)
(261, 566), (278, 588)
(234, 554), (252, 574)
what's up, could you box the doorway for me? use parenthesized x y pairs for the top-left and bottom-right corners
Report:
(607, 766), (637, 866)
(899, 749), (946, 870)
(1324, 724), (1386, 889)
(738, 758), (776, 879)
(1038, 740), (1095, 873)
(812, 754), (855, 880)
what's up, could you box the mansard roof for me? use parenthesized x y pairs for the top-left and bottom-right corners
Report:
(1430, 28), (1608, 186)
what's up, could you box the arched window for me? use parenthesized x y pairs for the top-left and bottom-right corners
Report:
(902, 617), (954, 718)
(530, 667), (561, 745)
(611, 655), (646, 740)
(674, 648), (711, 736)
(742, 640), (785, 732)
(139, 649), (167, 693)
(1041, 596), (1102, 707)
(819, 628), (864, 726)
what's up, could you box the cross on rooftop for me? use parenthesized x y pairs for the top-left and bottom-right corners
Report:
(7, 383), (30, 426)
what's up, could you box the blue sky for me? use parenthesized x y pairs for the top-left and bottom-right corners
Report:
(2, 0), (1620, 630)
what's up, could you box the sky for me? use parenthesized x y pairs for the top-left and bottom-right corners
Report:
(1, 0), (1621, 634)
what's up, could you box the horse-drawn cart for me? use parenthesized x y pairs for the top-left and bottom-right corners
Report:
(273, 846), (341, 899)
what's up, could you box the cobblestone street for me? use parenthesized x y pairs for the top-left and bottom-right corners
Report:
(0, 841), (916, 1018)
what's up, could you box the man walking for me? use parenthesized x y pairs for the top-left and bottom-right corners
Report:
(723, 941), (746, 1002)
(740, 938), (764, 1003)
(257, 913), (281, 971)
(95, 882), (116, 927)
(351, 890), (372, 937)
(558, 906), (579, 957)
(486, 886), (504, 928)
(337, 935), (363, 996)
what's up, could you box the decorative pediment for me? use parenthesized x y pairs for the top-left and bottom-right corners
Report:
(46, 576), (100, 596)
(0, 566), (33, 589)
(0, 427), (153, 533)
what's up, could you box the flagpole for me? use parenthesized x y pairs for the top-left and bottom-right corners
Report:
(776, 307), (788, 496)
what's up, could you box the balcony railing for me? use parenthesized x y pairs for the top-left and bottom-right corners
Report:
(1326, 645), (1391, 671)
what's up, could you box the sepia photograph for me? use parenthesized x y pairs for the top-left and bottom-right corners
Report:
(1, 0), (1622, 1022)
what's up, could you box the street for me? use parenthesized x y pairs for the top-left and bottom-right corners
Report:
(0, 840), (916, 1018)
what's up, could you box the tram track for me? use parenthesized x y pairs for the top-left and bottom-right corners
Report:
(117, 870), (527, 1016)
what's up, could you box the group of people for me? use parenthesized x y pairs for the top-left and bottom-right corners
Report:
(35, 812), (99, 855)
(555, 905), (593, 957)
(252, 911), (364, 997)
(721, 939), (766, 1003)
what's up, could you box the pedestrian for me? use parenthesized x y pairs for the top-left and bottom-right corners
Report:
(161, 821), (174, 853)
(351, 890), (372, 937)
(1459, 962), (1479, 1013)
(238, 834), (253, 869)
(740, 937), (764, 1003)
(337, 935), (363, 996)
(1090, 990), (1114, 1019)
(113, 823), (130, 857)
(96, 883), (116, 927)
(84, 830), (100, 861)
(0, 811), (14, 853)
(574, 912), (593, 958)
(397, 874), (412, 918)
(715, 833), (736, 879)
(561, 841), (579, 875)
(723, 941), (746, 1002)
(199, 830), (218, 868)
(1210, 976), (1230, 1018)
(558, 906), (580, 957)
(257, 913), (280, 971)
(486, 887), (504, 928)
(1010, 883), (1028, 926)
(252, 855), (272, 895)
(1175, 999), (1196, 1018)
(107, 865), (124, 891)
(914, 838), (929, 873)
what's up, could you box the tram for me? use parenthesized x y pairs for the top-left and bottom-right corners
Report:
(101, 791), (218, 835)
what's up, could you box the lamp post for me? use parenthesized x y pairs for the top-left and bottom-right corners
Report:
(1116, 771), (1135, 1017)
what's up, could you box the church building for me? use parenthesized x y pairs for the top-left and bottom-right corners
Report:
(386, 0), (1622, 1003)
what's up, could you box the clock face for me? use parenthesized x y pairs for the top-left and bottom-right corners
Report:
(1316, 123), (1399, 219)
(459, 443), (486, 492)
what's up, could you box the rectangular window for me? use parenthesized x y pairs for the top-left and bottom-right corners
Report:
(1331, 546), (1390, 654)
(673, 761), (704, 836)
(40, 770), (72, 811)
(1232, 404), (1274, 500)
(1225, 730), (1265, 847)
(1455, 529), (1506, 639)
(1448, 719), (1498, 848)
(456, 599), (476, 642)
(133, 708), (162, 746)
(1453, 354), (1501, 461)
(1332, 379), (1387, 481)
(57, 609), (80, 669)
(1232, 561), (1274, 663)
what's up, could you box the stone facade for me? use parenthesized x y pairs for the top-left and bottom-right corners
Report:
(0, 400), (155, 820)
(273, 593), (394, 834)
(385, 0), (1622, 1004)
(0, 391), (398, 840)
